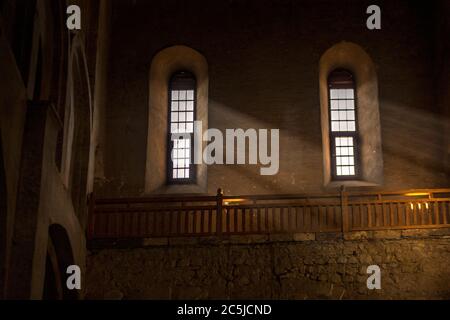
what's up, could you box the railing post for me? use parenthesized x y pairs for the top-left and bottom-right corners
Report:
(216, 188), (223, 234)
(340, 186), (349, 233)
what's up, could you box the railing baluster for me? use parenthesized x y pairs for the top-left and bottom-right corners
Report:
(233, 208), (237, 233)
(325, 206), (330, 230)
(306, 206), (310, 231)
(375, 204), (380, 227)
(207, 209), (212, 234)
(433, 202), (439, 225)
(226, 208), (230, 233)
(257, 207), (261, 233)
(183, 210), (188, 235)
(314, 206), (319, 232)
(200, 210), (205, 234)
(167, 209), (173, 235)
(359, 204), (364, 229)
(413, 204), (418, 225)
(290, 207), (295, 232)
(406, 203), (411, 226)
(174, 210), (179, 235)
(350, 205), (355, 231)
(242, 208), (246, 233)
(216, 189), (223, 235)
(367, 204), (372, 228)
(191, 210), (196, 234)
(443, 202), (448, 224)
(299, 206), (304, 232)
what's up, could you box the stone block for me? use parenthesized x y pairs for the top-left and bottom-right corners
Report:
(269, 233), (294, 242)
(229, 234), (268, 244)
(373, 230), (401, 239)
(344, 231), (372, 241)
(402, 228), (450, 238)
(142, 237), (168, 247)
(169, 237), (200, 246)
(316, 232), (343, 241)
(293, 233), (315, 241)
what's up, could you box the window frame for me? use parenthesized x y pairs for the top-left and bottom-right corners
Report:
(327, 69), (361, 181)
(166, 71), (197, 185)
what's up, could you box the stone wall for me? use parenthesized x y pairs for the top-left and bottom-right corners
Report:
(86, 228), (450, 300)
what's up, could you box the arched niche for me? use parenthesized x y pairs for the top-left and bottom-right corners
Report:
(319, 41), (383, 188)
(49, 0), (70, 171)
(61, 34), (93, 227)
(145, 45), (208, 194)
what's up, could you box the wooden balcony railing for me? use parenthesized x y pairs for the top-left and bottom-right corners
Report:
(87, 188), (450, 240)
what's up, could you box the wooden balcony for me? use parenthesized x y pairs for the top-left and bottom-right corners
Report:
(87, 188), (450, 242)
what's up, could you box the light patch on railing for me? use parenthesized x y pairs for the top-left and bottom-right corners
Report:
(405, 192), (430, 197)
(409, 202), (430, 212)
(223, 199), (247, 205)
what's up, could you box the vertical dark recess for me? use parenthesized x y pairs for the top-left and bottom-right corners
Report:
(0, 134), (7, 298)
(11, 0), (37, 84)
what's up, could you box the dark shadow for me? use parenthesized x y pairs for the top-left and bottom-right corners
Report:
(43, 224), (79, 300)
(11, 0), (37, 83)
(51, 1), (69, 171)
(0, 133), (7, 298)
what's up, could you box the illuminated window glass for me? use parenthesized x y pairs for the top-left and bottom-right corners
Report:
(168, 72), (196, 183)
(328, 69), (359, 178)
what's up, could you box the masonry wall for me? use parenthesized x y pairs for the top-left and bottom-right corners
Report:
(95, 0), (449, 198)
(0, 0), (103, 299)
(86, 228), (450, 300)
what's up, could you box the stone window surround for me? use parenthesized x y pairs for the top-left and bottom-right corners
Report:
(145, 45), (208, 194)
(319, 41), (383, 188)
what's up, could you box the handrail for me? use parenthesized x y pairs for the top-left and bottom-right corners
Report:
(94, 188), (450, 205)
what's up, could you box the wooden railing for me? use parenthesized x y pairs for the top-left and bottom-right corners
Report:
(87, 188), (450, 240)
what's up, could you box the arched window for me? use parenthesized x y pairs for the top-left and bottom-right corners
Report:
(319, 42), (383, 187)
(146, 45), (208, 194)
(328, 69), (359, 179)
(167, 71), (196, 183)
